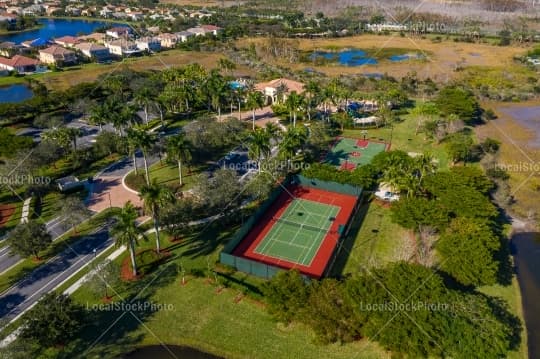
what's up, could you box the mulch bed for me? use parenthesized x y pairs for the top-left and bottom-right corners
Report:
(0, 204), (16, 228)
(120, 249), (172, 281)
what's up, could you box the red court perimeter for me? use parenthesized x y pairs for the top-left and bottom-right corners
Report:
(233, 185), (358, 278)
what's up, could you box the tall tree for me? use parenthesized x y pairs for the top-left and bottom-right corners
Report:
(279, 126), (307, 160)
(167, 134), (192, 187)
(246, 90), (265, 130)
(127, 127), (156, 185)
(110, 201), (146, 277)
(139, 180), (175, 254)
(284, 91), (304, 127)
(248, 128), (271, 173)
(8, 220), (52, 259)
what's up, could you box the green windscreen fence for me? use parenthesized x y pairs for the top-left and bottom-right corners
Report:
(294, 175), (363, 197)
(220, 175), (363, 279)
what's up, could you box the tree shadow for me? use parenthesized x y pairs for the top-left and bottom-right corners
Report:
(327, 198), (372, 278)
(59, 263), (179, 358)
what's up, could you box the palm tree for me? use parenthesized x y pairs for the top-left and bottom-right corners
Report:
(218, 57), (236, 77)
(88, 104), (108, 131)
(285, 91), (304, 128)
(304, 80), (320, 122)
(111, 201), (146, 277)
(134, 87), (153, 124)
(127, 127), (156, 185)
(167, 134), (192, 186)
(248, 128), (271, 173)
(264, 122), (282, 144)
(279, 126), (307, 160)
(139, 180), (174, 254)
(205, 69), (228, 121)
(246, 91), (265, 130)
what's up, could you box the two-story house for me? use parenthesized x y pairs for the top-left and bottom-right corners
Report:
(39, 45), (77, 66)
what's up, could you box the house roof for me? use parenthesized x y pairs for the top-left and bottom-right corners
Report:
(255, 78), (305, 94)
(40, 45), (75, 55)
(175, 31), (194, 37)
(107, 26), (131, 33)
(0, 41), (17, 49)
(54, 35), (79, 44)
(0, 54), (39, 67)
(75, 42), (107, 51)
(201, 25), (222, 31)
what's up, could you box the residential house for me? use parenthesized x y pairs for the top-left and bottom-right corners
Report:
(189, 11), (213, 19)
(135, 37), (161, 52)
(187, 25), (222, 37)
(77, 32), (106, 44)
(0, 41), (19, 57)
(255, 78), (305, 104)
(5, 6), (22, 15)
(22, 4), (43, 16)
(45, 6), (61, 15)
(106, 26), (131, 39)
(74, 42), (110, 61)
(99, 7), (113, 17)
(201, 25), (222, 36)
(39, 45), (77, 66)
(105, 39), (141, 56)
(127, 11), (143, 21)
(53, 35), (80, 48)
(0, 55), (41, 73)
(157, 33), (178, 48)
(175, 31), (194, 43)
(65, 5), (81, 16)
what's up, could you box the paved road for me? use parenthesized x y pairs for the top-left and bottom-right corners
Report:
(0, 217), (71, 275)
(0, 223), (113, 324)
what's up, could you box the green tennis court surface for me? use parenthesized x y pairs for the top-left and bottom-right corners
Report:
(254, 198), (340, 266)
(327, 137), (387, 168)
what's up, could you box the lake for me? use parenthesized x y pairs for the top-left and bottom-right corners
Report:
(0, 84), (33, 103)
(0, 18), (124, 44)
(122, 345), (224, 359)
(511, 231), (540, 358)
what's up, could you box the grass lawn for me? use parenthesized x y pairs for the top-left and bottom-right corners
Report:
(125, 160), (203, 193)
(63, 224), (390, 359)
(334, 201), (414, 275)
(342, 112), (450, 169)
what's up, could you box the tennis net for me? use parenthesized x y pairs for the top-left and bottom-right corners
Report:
(272, 216), (334, 234)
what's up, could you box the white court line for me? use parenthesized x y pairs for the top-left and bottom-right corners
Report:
(301, 205), (341, 267)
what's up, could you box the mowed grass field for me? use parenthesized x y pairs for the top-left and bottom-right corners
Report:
(68, 227), (391, 359)
(238, 35), (529, 80)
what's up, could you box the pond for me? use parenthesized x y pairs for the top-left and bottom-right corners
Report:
(0, 18), (124, 44)
(499, 106), (540, 148)
(0, 84), (33, 103)
(309, 49), (424, 66)
(310, 49), (378, 66)
(511, 231), (540, 358)
(122, 345), (224, 359)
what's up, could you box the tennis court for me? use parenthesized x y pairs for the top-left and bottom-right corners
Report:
(253, 198), (340, 266)
(326, 137), (388, 169)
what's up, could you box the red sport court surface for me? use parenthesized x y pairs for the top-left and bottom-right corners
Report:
(233, 185), (358, 278)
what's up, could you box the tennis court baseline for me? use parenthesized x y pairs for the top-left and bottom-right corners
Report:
(253, 198), (340, 266)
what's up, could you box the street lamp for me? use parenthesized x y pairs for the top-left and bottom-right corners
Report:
(93, 248), (97, 259)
